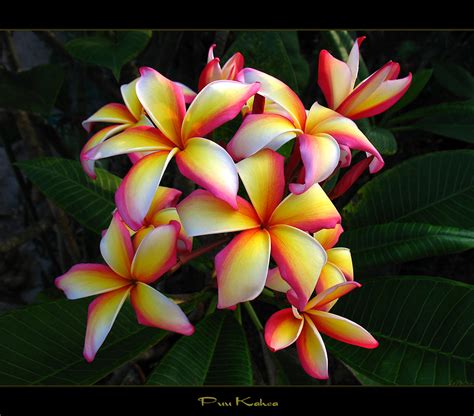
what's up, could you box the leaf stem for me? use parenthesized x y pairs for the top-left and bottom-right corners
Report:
(243, 301), (264, 332)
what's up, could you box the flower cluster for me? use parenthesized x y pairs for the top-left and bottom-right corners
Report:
(56, 38), (411, 377)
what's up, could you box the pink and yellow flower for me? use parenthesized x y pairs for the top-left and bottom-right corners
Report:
(177, 149), (340, 310)
(55, 212), (193, 362)
(83, 67), (260, 226)
(229, 68), (383, 193)
(264, 281), (378, 379)
(198, 44), (244, 91)
(318, 36), (412, 120)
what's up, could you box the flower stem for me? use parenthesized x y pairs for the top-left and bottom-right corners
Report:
(234, 304), (242, 325)
(243, 301), (263, 332)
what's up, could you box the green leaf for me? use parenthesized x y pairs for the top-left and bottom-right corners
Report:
(0, 64), (64, 114)
(339, 223), (474, 269)
(384, 69), (433, 115)
(387, 102), (473, 126)
(65, 31), (152, 80)
(327, 275), (474, 385)
(277, 31), (310, 93)
(343, 150), (474, 229)
(147, 311), (252, 385)
(224, 31), (299, 93)
(0, 298), (170, 384)
(434, 63), (474, 99)
(364, 127), (397, 155)
(17, 157), (121, 234)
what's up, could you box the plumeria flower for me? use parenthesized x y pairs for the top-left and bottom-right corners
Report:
(265, 281), (378, 379)
(198, 44), (244, 91)
(119, 185), (193, 253)
(80, 77), (196, 179)
(83, 67), (260, 227)
(267, 223), (353, 309)
(177, 149), (340, 310)
(228, 68), (383, 194)
(318, 36), (412, 120)
(55, 213), (193, 362)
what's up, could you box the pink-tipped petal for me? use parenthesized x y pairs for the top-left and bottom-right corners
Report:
(131, 222), (180, 284)
(237, 68), (306, 129)
(136, 67), (186, 147)
(236, 149), (285, 223)
(208, 44), (216, 62)
(216, 228), (271, 309)
(100, 212), (134, 278)
(318, 50), (353, 110)
(266, 267), (291, 293)
(227, 113), (301, 161)
(82, 103), (136, 133)
(148, 207), (193, 253)
(198, 58), (223, 91)
(83, 286), (131, 362)
(329, 155), (374, 200)
(339, 144), (352, 168)
(304, 281), (360, 312)
(313, 224), (344, 250)
(176, 138), (239, 209)
(120, 78), (142, 121)
(290, 133), (340, 194)
(269, 183), (341, 233)
(145, 186), (182, 222)
(306, 102), (383, 173)
(174, 81), (197, 104)
(346, 37), (364, 89)
(55, 264), (130, 300)
(115, 149), (178, 231)
(80, 124), (128, 179)
(307, 310), (378, 349)
(181, 80), (260, 142)
(343, 74), (413, 120)
(314, 263), (347, 312)
(130, 282), (194, 335)
(221, 52), (244, 80)
(264, 308), (304, 352)
(83, 126), (176, 162)
(176, 190), (260, 237)
(327, 248), (354, 281)
(296, 315), (328, 379)
(269, 224), (327, 310)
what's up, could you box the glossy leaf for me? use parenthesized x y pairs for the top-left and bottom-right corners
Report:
(65, 31), (152, 79)
(147, 311), (252, 385)
(17, 157), (121, 234)
(340, 223), (474, 269)
(343, 150), (474, 229)
(434, 63), (474, 99)
(327, 275), (474, 385)
(364, 127), (397, 155)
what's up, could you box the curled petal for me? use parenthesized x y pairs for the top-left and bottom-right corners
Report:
(82, 103), (136, 133)
(221, 52), (244, 80)
(80, 124), (128, 179)
(55, 264), (130, 300)
(208, 43), (216, 62)
(314, 224), (344, 250)
(304, 281), (360, 312)
(346, 36), (366, 89)
(269, 224), (327, 310)
(115, 149), (178, 231)
(327, 248), (354, 281)
(315, 263), (347, 312)
(216, 228), (271, 309)
(177, 190), (260, 237)
(100, 212), (134, 278)
(131, 221), (180, 284)
(181, 80), (260, 142)
(307, 310), (379, 349)
(237, 68), (307, 129)
(120, 78), (142, 120)
(176, 138), (239, 209)
(329, 155), (374, 200)
(174, 81), (197, 104)
(130, 282), (194, 335)
(83, 286), (131, 362)
(296, 316), (328, 379)
(136, 67), (186, 147)
(318, 50), (353, 110)
(198, 58), (223, 91)
(266, 267), (291, 293)
(236, 149), (285, 224)
(269, 183), (341, 233)
(227, 113), (301, 161)
(148, 207), (193, 253)
(290, 133), (340, 194)
(265, 308), (304, 352)
(339, 144), (352, 168)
